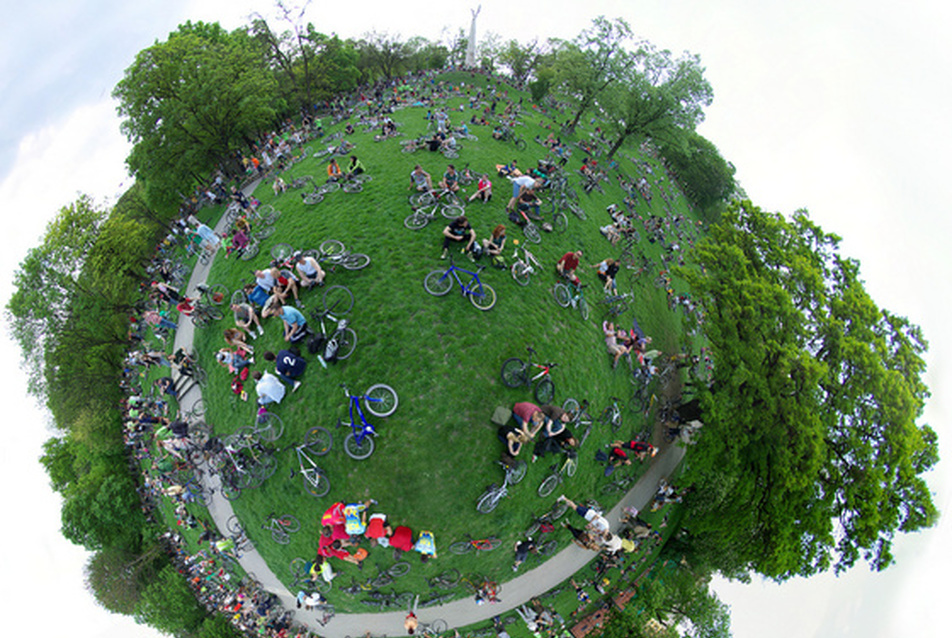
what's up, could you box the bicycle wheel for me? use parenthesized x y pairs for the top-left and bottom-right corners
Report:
(304, 470), (331, 497)
(553, 283), (571, 308)
(476, 490), (501, 514)
(334, 327), (357, 360)
(523, 222), (542, 244)
(469, 282), (496, 311)
(568, 201), (586, 219)
(508, 459), (528, 485)
(553, 212), (568, 233)
(424, 269), (453, 296)
(409, 192), (435, 207)
(255, 412), (285, 442)
(240, 242), (260, 260)
(565, 455), (578, 478)
(431, 620), (448, 633)
(344, 432), (375, 460)
(449, 541), (475, 555)
(263, 210), (282, 225)
(538, 474), (560, 498)
(441, 203), (465, 220)
(222, 481), (241, 501)
(500, 357), (528, 388)
(342, 182), (363, 193)
(253, 226), (276, 240)
(342, 253), (370, 270)
(578, 298), (590, 321)
(562, 397), (579, 415)
(206, 283), (229, 305)
(364, 384), (398, 417)
(514, 138), (527, 151)
(304, 427), (332, 456)
(289, 557), (308, 579)
(253, 453), (278, 483)
(372, 572), (395, 588)
(278, 515), (301, 534)
(538, 539), (559, 556)
(303, 192), (324, 205)
(272, 527), (291, 545)
(226, 514), (244, 537)
(271, 243), (294, 262)
(511, 261), (531, 286)
(189, 397), (206, 417)
(388, 562), (411, 578)
(404, 211), (429, 230)
(319, 239), (345, 257)
(319, 181), (341, 194)
(534, 377), (555, 405)
(322, 285), (354, 315)
(478, 538), (503, 551)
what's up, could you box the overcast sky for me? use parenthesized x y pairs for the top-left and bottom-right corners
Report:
(1, 2), (948, 637)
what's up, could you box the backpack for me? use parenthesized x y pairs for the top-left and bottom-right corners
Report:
(307, 333), (327, 356)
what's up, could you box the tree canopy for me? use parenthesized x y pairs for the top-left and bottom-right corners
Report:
(679, 201), (938, 580)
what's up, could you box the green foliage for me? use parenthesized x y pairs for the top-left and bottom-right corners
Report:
(134, 564), (208, 636)
(61, 467), (145, 552)
(680, 201), (938, 580)
(113, 21), (279, 210)
(195, 615), (244, 638)
(499, 39), (542, 85)
(85, 544), (164, 614)
(40, 436), (79, 493)
(657, 132), (735, 222)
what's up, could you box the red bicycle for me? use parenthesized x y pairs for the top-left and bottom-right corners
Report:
(501, 345), (557, 404)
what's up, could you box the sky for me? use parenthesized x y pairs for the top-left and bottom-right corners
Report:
(1, 1), (949, 637)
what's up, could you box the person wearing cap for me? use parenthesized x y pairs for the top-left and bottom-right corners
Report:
(294, 252), (325, 289)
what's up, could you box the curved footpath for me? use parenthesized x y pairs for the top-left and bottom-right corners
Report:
(172, 185), (687, 637)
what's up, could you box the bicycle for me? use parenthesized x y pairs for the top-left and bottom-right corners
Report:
(408, 186), (464, 210)
(510, 241), (541, 286)
(598, 291), (633, 318)
(537, 451), (578, 498)
(335, 383), (398, 460)
(513, 206), (542, 244)
(253, 411), (285, 442)
(560, 397), (593, 447)
(311, 239), (371, 271)
(500, 345), (557, 404)
(427, 569), (461, 590)
(495, 126), (527, 151)
(262, 513), (300, 545)
(423, 257), (497, 311)
(600, 472), (638, 494)
(525, 499), (570, 537)
(450, 534), (503, 554)
(598, 397), (625, 434)
(309, 285), (357, 364)
(195, 282), (229, 306)
(553, 281), (589, 321)
(290, 428), (332, 497)
(289, 557), (332, 593)
(476, 459), (527, 514)
(188, 300), (224, 327)
(404, 202), (449, 231)
(371, 561), (411, 587)
(418, 619), (449, 637)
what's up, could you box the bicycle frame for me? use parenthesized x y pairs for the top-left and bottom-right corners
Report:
(438, 264), (488, 300)
(294, 444), (329, 496)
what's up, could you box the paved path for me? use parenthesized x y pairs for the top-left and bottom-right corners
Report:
(171, 188), (687, 637)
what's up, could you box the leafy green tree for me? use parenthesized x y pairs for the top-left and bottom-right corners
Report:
(85, 544), (164, 614)
(498, 39), (542, 86)
(40, 437), (79, 494)
(113, 21), (278, 209)
(357, 31), (408, 81)
(680, 201), (939, 580)
(657, 132), (736, 221)
(551, 16), (636, 133)
(195, 615), (244, 638)
(6, 195), (107, 397)
(599, 45), (713, 159)
(134, 564), (208, 636)
(61, 467), (144, 552)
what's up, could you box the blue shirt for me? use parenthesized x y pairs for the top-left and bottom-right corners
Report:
(282, 306), (306, 328)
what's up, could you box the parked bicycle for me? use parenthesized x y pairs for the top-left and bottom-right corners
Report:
(553, 280), (590, 321)
(335, 383), (398, 460)
(560, 397), (593, 447)
(262, 513), (300, 545)
(537, 451), (578, 498)
(476, 459), (527, 514)
(510, 241), (541, 286)
(598, 396), (625, 434)
(290, 427), (332, 497)
(450, 534), (503, 554)
(525, 499), (570, 537)
(309, 285), (357, 365)
(423, 257), (497, 311)
(500, 345), (557, 404)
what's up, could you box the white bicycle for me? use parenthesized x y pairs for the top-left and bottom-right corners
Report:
(510, 241), (541, 287)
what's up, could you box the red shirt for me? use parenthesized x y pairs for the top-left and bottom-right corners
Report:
(558, 252), (579, 272)
(390, 526), (414, 552)
(322, 502), (345, 527)
(366, 514), (387, 539)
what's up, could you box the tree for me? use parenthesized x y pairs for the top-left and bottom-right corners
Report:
(113, 21), (278, 209)
(6, 195), (107, 397)
(133, 564), (208, 636)
(498, 39), (541, 86)
(357, 31), (408, 81)
(85, 544), (164, 614)
(657, 132), (736, 221)
(551, 16), (636, 133)
(599, 45), (713, 159)
(61, 467), (144, 552)
(679, 201), (938, 580)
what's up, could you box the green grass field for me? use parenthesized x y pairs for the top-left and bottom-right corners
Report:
(173, 71), (702, 618)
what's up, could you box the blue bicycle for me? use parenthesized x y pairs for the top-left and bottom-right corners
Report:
(336, 383), (399, 460)
(423, 258), (497, 311)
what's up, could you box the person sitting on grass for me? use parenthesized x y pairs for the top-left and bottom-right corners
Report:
(346, 155), (365, 179)
(262, 349), (306, 392)
(327, 157), (343, 182)
(272, 176), (287, 195)
(517, 187), (543, 220)
(592, 258), (620, 293)
(468, 173), (493, 203)
(294, 252), (325, 289)
(556, 250), (583, 287)
(602, 321), (631, 369)
(414, 530), (437, 562)
(558, 495), (610, 534)
(498, 424), (533, 460)
(390, 524), (415, 559)
(512, 537), (538, 571)
(223, 327), (253, 355)
(215, 348), (253, 374)
(274, 303), (308, 343)
(481, 224), (507, 268)
(409, 165), (433, 193)
(252, 370), (285, 406)
(441, 215), (476, 260)
(232, 301), (265, 338)
(440, 164), (460, 193)
(610, 439), (657, 462)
